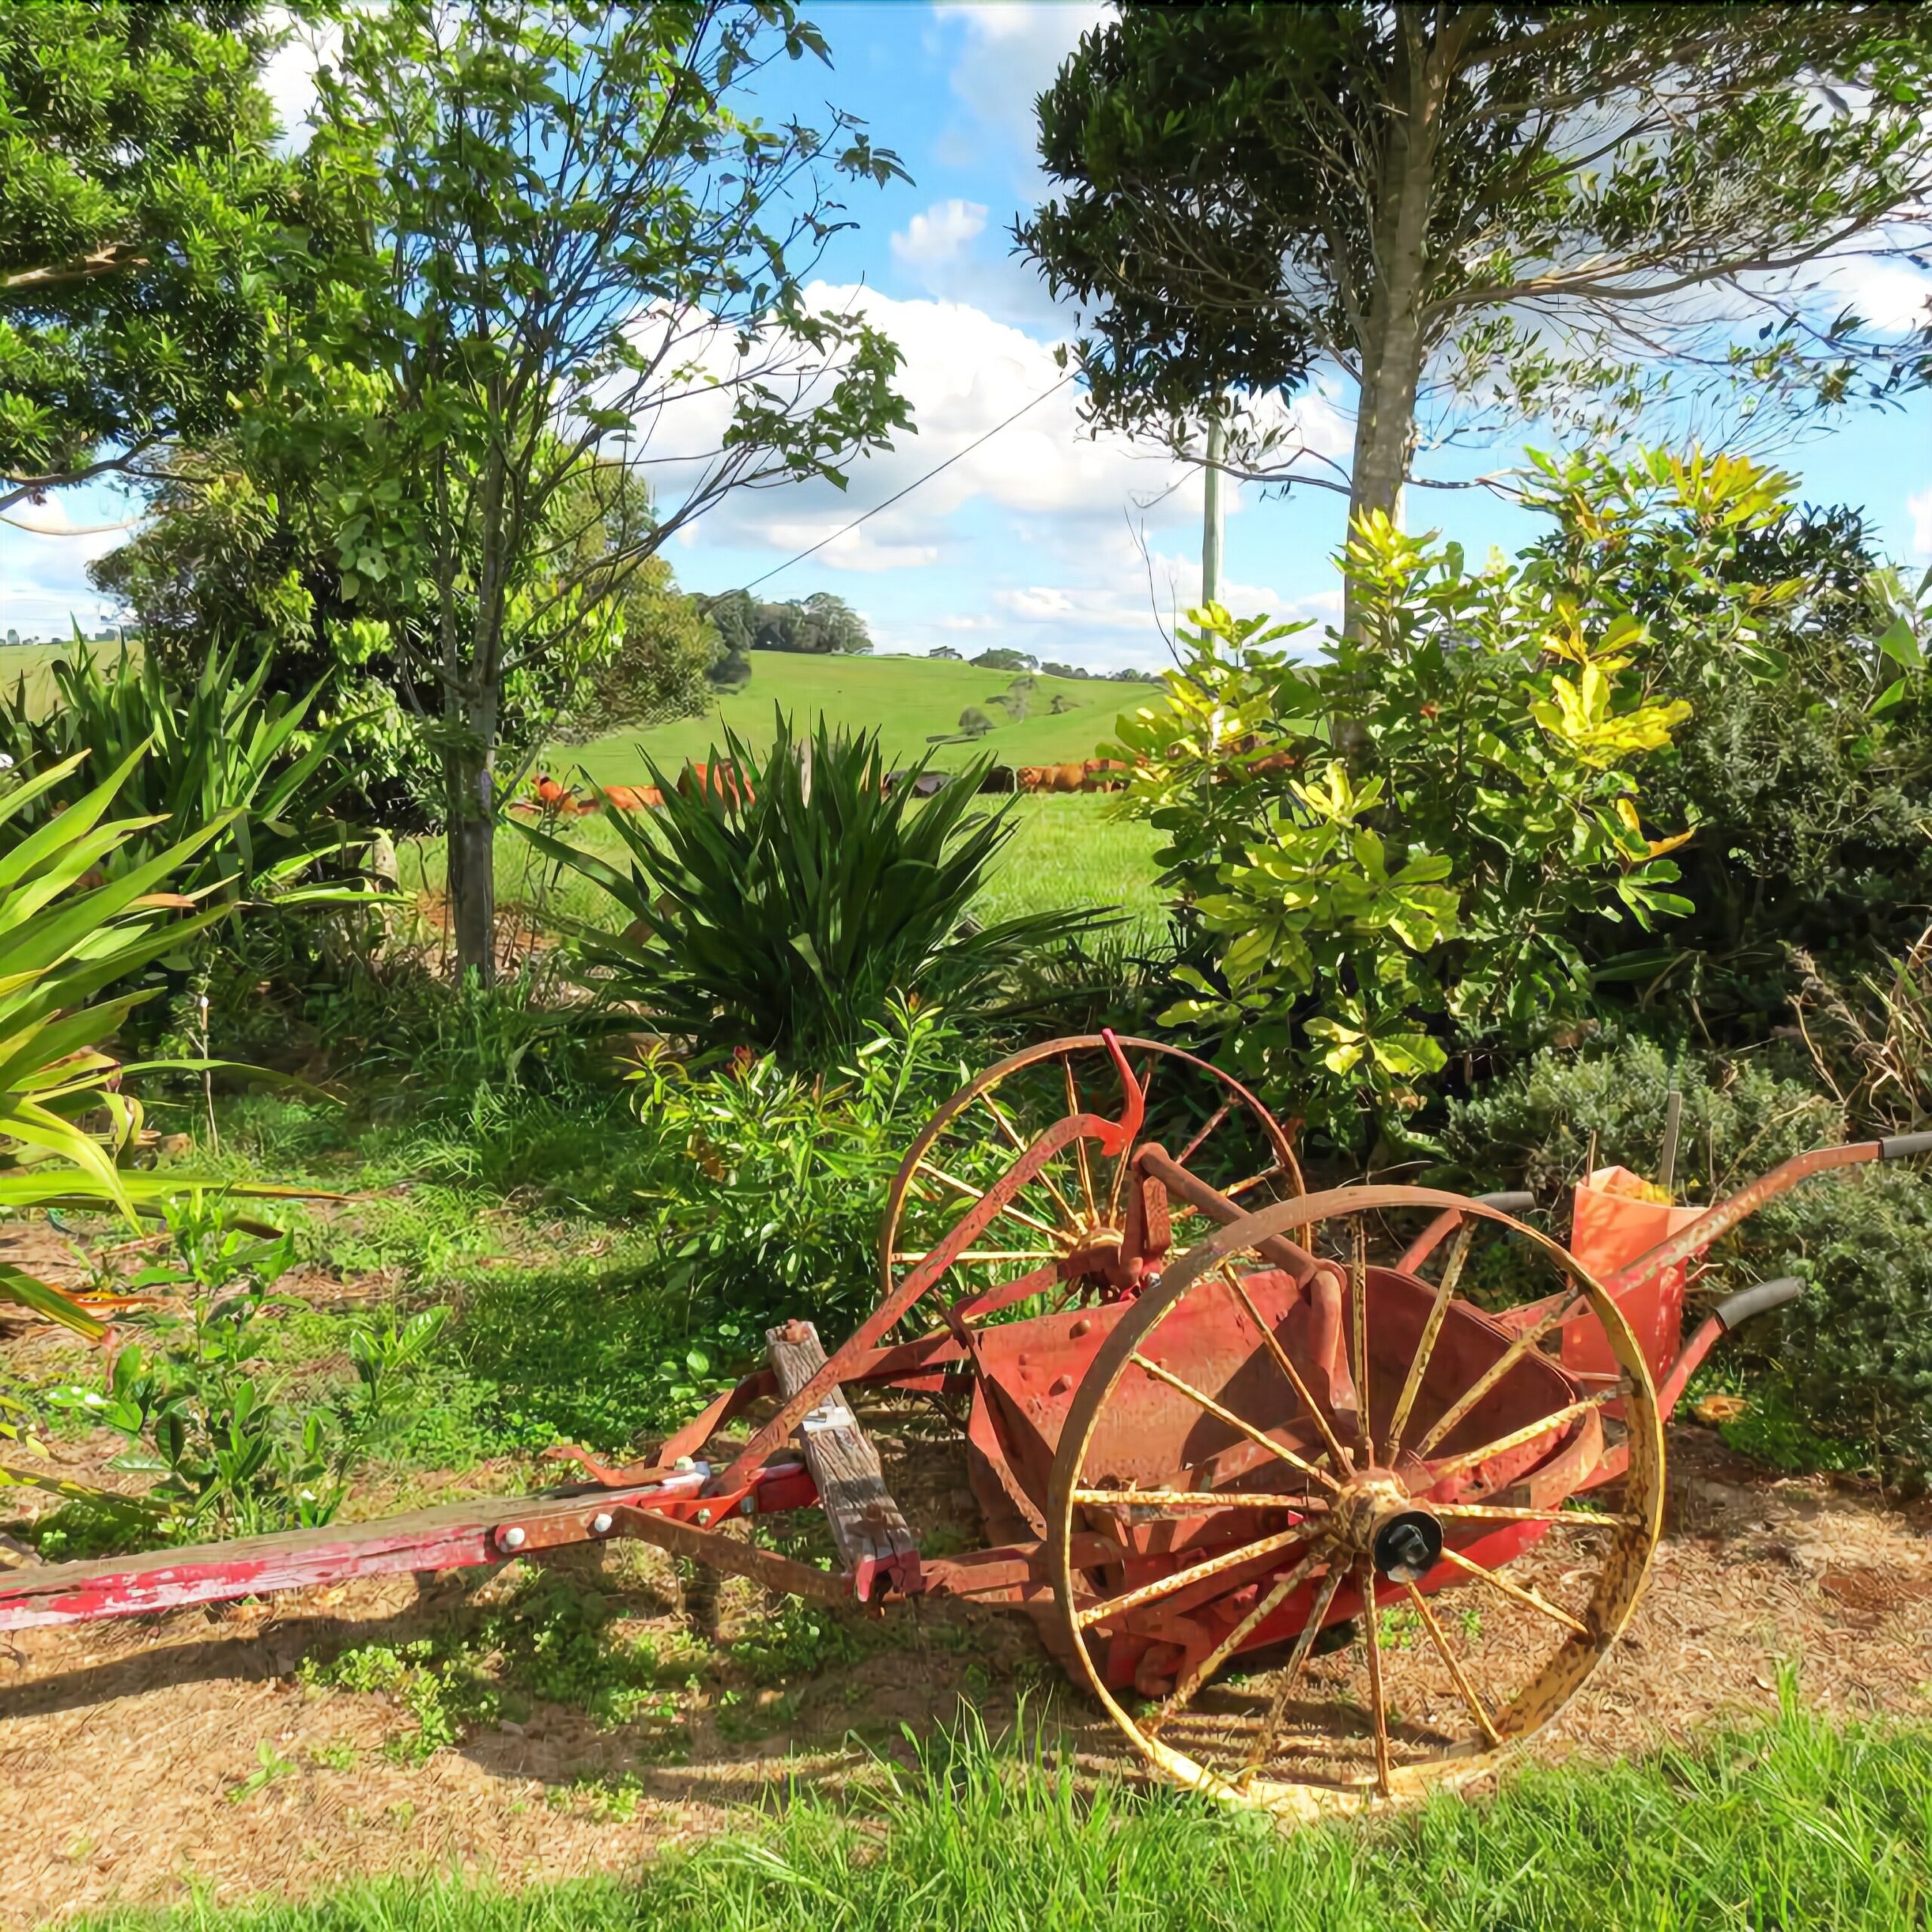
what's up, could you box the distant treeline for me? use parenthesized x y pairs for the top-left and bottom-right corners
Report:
(931, 645), (1160, 683)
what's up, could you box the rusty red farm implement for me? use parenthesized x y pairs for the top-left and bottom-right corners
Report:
(2, 1032), (1918, 1814)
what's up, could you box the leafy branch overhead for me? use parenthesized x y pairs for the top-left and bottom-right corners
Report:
(0, 1), (305, 510)
(1023, 3), (1932, 565)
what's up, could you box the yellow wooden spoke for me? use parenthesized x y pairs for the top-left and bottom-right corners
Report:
(1071, 1523), (1315, 1632)
(978, 1091), (1081, 1228)
(1401, 1580), (1501, 1747)
(1224, 1163), (1290, 1201)
(1421, 1388), (1623, 1484)
(890, 1249), (1057, 1266)
(1436, 1546), (1589, 1638)
(1410, 1299), (1578, 1460)
(1148, 1550), (1322, 1735)
(1061, 1057), (1099, 1222)
(915, 1158), (1068, 1244)
(1240, 1564), (1346, 1782)
(1382, 1221), (1474, 1464)
(1432, 1502), (1641, 1528)
(1128, 1352), (1341, 1491)
(1072, 1487), (1330, 1513)
(1358, 1561), (1393, 1798)
(1218, 1263), (1351, 1472)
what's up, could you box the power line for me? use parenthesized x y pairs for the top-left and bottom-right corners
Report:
(740, 373), (1074, 594)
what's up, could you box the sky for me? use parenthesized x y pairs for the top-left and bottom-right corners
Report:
(5, 1), (1931, 666)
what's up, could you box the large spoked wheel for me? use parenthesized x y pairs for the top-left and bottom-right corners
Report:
(877, 1035), (1300, 1347)
(1047, 1186), (1664, 1817)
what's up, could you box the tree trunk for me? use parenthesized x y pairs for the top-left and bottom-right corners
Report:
(1341, 7), (1442, 641)
(445, 685), (500, 987)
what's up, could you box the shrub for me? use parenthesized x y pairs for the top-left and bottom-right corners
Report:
(1536, 499), (1932, 1018)
(1115, 450), (1857, 1148)
(521, 710), (1094, 1067)
(0, 638), (377, 1029)
(622, 997), (968, 1337)
(1443, 1035), (1932, 1486)
(45, 1195), (448, 1542)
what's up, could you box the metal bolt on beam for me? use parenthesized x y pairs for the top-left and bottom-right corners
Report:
(499, 1526), (527, 1552)
(590, 1512), (614, 1536)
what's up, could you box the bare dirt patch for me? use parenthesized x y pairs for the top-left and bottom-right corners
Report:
(0, 1423), (1925, 1927)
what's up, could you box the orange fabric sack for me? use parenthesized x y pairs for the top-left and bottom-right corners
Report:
(1564, 1165), (1705, 1383)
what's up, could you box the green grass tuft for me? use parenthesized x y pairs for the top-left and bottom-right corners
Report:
(70, 1688), (1932, 1931)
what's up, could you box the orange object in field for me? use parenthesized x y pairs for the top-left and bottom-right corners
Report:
(1566, 1164), (1706, 1383)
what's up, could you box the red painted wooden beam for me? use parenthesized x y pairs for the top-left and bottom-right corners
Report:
(0, 1461), (817, 1631)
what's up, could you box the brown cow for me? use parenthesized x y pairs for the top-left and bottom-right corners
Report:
(1016, 766), (1047, 794)
(1048, 761), (1086, 793)
(679, 760), (754, 808)
(598, 784), (664, 813)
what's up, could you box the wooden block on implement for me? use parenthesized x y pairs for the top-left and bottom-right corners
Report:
(765, 1320), (921, 1599)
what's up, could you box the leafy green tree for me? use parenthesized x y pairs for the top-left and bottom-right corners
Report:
(1024, 4), (1932, 615)
(971, 646), (1037, 672)
(0, 2), (300, 510)
(958, 706), (994, 739)
(272, 0), (910, 981)
(705, 588), (873, 654)
(555, 554), (719, 743)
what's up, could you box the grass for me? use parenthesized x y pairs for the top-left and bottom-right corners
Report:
(553, 651), (1163, 784)
(398, 792), (1168, 934)
(0, 635), (131, 715)
(69, 1690), (1932, 1930)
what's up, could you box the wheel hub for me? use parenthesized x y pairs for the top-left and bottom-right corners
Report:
(1324, 1471), (1444, 1583)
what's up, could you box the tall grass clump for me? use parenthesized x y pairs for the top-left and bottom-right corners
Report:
(67, 1690), (1932, 1930)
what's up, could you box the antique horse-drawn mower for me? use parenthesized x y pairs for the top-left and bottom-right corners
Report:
(2, 1033), (1921, 1815)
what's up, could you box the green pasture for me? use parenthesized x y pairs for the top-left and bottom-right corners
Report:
(0, 638), (129, 718)
(404, 792), (1168, 935)
(553, 652), (1164, 786)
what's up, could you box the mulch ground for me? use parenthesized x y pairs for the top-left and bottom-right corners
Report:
(0, 1419), (1927, 1927)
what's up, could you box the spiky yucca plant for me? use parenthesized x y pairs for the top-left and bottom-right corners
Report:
(519, 712), (1098, 1066)
(0, 749), (295, 1336)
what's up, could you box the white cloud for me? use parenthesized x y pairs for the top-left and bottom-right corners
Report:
(891, 199), (989, 274)
(684, 283), (1210, 571)
(260, 8), (339, 152)
(1909, 484), (1932, 559)
(1820, 254), (1932, 336)
(937, 2), (1109, 167)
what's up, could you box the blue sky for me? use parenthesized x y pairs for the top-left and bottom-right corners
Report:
(5, 1), (1930, 665)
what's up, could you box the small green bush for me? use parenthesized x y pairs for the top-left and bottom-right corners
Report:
(623, 996), (971, 1337)
(1444, 1035), (1932, 1484)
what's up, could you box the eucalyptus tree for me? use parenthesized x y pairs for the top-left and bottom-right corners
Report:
(1023, 3), (1932, 595)
(280, 0), (909, 980)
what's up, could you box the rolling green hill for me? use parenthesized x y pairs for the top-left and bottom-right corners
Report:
(553, 651), (1164, 786)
